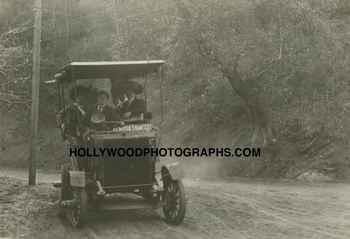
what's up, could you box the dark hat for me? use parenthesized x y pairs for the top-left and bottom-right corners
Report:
(112, 80), (143, 96)
(97, 90), (109, 99)
(126, 80), (143, 94)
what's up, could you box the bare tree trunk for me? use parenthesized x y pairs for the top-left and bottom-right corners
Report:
(222, 66), (275, 147)
(174, 0), (277, 147)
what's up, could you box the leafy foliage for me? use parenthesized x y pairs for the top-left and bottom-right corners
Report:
(1, 0), (349, 177)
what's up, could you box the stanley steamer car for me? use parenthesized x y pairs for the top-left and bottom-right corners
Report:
(53, 61), (186, 227)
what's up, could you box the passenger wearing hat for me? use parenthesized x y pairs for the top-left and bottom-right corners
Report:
(93, 90), (115, 121)
(57, 85), (91, 141)
(113, 91), (128, 120)
(122, 90), (146, 119)
(118, 81), (146, 119)
(111, 80), (145, 120)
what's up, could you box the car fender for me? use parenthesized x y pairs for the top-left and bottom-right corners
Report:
(161, 162), (184, 180)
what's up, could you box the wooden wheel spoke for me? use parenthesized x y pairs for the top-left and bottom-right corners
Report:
(162, 180), (186, 225)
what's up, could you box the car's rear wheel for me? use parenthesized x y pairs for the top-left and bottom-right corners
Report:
(66, 189), (88, 228)
(162, 180), (186, 225)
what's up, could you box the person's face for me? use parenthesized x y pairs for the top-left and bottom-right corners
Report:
(97, 94), (108, 105)
(126, 91), (135, 101)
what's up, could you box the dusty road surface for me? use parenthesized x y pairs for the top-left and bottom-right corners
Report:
(1, 171), (350, 239)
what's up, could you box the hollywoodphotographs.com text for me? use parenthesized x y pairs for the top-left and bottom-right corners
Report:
(67, 147), (261, 159)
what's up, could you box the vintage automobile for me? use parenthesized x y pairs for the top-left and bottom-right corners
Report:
(51, 61), (186, 227)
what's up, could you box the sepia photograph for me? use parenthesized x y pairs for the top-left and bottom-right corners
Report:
(0, 0), (349, 238)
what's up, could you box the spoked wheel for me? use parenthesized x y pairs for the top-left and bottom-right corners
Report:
(59, 164), (72, 217)
(162, 180), (186, 225)
(66, 189), (88, 228)
(60, 165), (88, 228)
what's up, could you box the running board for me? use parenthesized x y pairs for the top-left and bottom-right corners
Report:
(100, 201), (156, 210)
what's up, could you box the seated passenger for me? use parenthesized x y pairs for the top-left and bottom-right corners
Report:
(93, 90), (114, 121)
(113, 93), (128, 118)
(58, 86), (90, 141)
(121, 88), (146, 120)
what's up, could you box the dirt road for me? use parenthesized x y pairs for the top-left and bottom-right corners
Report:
(1, 170), (350, 239)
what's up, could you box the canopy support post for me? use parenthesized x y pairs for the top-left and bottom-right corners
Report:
(144, 73), (148, 112)
(159, 66), (164, 125)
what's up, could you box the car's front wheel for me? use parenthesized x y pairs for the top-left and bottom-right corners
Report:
(162, 180), (186, 225)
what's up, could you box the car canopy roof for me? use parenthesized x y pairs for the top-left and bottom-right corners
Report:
(54, 60), (165, 83)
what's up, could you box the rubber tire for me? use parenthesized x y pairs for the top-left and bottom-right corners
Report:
(61, 164), (72, 201)
(59, 164), (72, 217)
(163, 180), (186, 225)
(67, 189), (88, 228)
